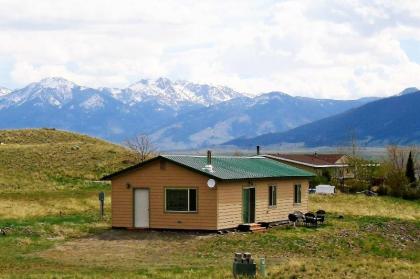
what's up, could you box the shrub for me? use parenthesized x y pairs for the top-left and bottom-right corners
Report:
(401, 185), (420, 200)
(309, 175), (329, 188)
(345, 179), (370, 193)
(385, 169), (409, 197)
(376, 185), (388, 196)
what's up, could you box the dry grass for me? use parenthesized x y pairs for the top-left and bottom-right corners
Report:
(1, 129), (419, 278)
(0, 195), (111, 219)
(38, 230), (208, 269)
(0, 129), (134, 193)
(29, 194), (419, 279)
(309, 193), (420, 220)
(1, 194), (419, 279)
(268, 256), (420, 279)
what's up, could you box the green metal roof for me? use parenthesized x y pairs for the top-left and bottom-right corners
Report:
(162, 155), (315, 180)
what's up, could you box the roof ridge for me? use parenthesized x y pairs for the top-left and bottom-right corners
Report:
(162, 154), (264, 159)
(103, 154), (315, 180)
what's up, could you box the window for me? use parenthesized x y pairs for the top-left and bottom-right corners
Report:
(165, 188), (197, 212)
(268, 185), (277, 207)
(294, 184), (302, 204)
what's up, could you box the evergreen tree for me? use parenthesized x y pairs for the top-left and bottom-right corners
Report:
(405, 151), (416, 183)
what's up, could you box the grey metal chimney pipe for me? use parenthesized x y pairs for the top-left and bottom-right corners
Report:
(207, 150), (212, 165)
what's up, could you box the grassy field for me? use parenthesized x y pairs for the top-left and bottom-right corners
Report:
(0, 129), (419, 278)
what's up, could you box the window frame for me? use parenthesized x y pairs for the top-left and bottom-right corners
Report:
(268, 185), (277, 207)
(294, 184), (302, 204)
(164, 188), (198, 213)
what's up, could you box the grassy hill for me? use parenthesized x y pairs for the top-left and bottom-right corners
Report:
(0, 129), (419, 278)
(0, 128), (134, 192)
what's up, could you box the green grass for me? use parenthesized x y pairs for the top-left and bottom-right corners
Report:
(0, 129), (419, 278)
(0, 128), (134, 193)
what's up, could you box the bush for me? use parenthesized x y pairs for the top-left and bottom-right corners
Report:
(321, 169), (331, 182)
(376, 185), (388, 196)
(310, 175), (330, 188)
(345, 179), (370, 193)
(385, 170), (409, 197)
(401, 185), (420, 200)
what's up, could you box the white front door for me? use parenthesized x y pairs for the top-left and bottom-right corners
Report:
(134, 189), (149, 228)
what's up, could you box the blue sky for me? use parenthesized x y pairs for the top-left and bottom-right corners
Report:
(0, 0), (419, 99)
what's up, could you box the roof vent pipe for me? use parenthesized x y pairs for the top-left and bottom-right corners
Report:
(203, 150), (214, 173)
(207, 150), (212, 165)
(257, 145), (260, 156)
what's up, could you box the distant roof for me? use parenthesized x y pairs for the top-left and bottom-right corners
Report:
(265, 153), (347, 168)
(102, 154), (315, 180)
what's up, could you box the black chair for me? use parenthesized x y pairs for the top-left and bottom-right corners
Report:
(288, 213), (298, 227)
(304, 212), (317, 227)
(316, 210), (326, 224)
(293, 211), (305, 226)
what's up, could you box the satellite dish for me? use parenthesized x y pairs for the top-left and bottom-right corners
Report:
(207, 179), (216, 188)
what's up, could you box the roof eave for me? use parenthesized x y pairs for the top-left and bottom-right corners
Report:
(264, 155), (348, 168)
(101, 155), (223, 181)
(101, 156), (162, 180)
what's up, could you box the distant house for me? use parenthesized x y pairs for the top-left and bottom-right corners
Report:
(102, 152), (314, 231)
(264, 153), (353, 180)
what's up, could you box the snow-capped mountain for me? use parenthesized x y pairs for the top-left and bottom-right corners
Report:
(0, 77), (244, 110)
(104, 77), (244, 108)
(0, 76), (381, 149)
(397, 87), (419, 96)
(0, 87), (11, 97)
(149, 92), (378, 149)
(0, 77), (247, 141)
(1, 77), (78, 108)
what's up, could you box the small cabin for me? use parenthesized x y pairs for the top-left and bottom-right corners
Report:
(102, 153), (314, 231)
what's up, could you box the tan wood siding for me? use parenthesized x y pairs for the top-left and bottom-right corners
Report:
(217, 179), (309, 229)
(111, 159), (218, 230)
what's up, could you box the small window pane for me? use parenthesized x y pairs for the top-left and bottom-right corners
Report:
(273, 186), (277, 205)
(189, 189), (197, 211)
(294, 184), (301, 203)
(166, 189), (188, 211)
(269, 186), (277, 206)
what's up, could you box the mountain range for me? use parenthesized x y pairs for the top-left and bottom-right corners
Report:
(0, 77), (243, 142)
(225, 88), (420, 148)
(149, 93), (377, 149)
(0, 77), (379, 149)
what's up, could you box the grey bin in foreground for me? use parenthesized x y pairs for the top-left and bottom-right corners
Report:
(233, 252), (257, 278)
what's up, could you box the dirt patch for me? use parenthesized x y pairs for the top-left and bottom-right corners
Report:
(38, 229), (218, 269)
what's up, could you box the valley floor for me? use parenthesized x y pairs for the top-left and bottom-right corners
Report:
(0, 192), (419, 279)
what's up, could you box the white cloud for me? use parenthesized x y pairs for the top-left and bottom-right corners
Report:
(0, 0), (419, 99)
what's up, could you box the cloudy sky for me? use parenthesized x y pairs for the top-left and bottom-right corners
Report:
(0, 0), (420, 99)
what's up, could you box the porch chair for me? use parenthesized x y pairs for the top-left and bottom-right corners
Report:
(304, 212), (318, 227)
(288, 213), (298, 227)
(316, 210), (326, 224)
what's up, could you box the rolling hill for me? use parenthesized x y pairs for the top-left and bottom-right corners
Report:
(225, 90), (420, 148)
(0, 128), (134, 192)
